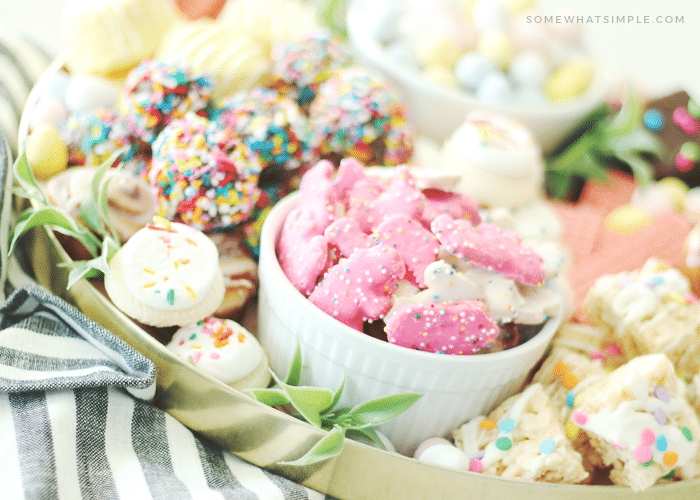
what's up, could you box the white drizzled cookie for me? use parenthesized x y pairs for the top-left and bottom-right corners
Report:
(105, 217), (225, 327)
(167, 317), (271, 390)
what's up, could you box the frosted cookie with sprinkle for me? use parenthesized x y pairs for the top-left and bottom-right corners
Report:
(167, 317), (271, 390)
(105, 217), (225, 327)
(431, 214), (546, 286)
(452, 383), (589, 483)
(567, 354), (700, 491)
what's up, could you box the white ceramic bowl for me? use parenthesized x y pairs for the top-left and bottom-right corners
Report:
(257, 191), (563, 455)
(346, 0), (608, 154)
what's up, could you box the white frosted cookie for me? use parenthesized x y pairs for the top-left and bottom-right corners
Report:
(568, 354), (700, 491)
(167, 317), (271, 390)
(452, 383), (589, 484)
(104, 218), (224, 327)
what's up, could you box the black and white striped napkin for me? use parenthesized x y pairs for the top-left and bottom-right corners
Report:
(0, 286), (326, 500)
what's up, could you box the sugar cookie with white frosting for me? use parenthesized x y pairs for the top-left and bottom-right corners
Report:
(167, 317), (271, 390)
(105, 217), (225, 327)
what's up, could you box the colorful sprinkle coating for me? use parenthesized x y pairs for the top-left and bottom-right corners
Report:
(59, 107), (148, 173)
(121, 59), (214, 144)
(271, 30), (353, 109)
(308, 65), (414, 166)
(149, 113), (261, 232)
(211, 87), (315, 174)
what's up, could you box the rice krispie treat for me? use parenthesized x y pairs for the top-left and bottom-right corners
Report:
(452, 383), (589, 484)
(568, 354), (700, 491)
(583, 258), (700, 379)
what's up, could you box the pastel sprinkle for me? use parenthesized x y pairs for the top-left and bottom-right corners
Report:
(480, 419), (497, 430)
(565, 422), (579, 440)
(653, 408), (668, 426)
(572, 411), (588, 426)
(611, 439), (625, 450)
(643, 108), (664, 131)
(656, 435), (668, 452)
(495, 437), (512, 451)
(684, 293), (698, 303)
(661, 469), (676, 480)
(210, 353), (220, 360)
(499, 418), (515, 434)
(562, 372), (579, 390)
(539, 439), (556, 455)
(634, 444), (653, 464)
(565, 391), (575, 408)
(193, 351), (202, 363)
(663, 451), (678, 467)
(654, 385), (671, 404)
(642, 459), (653, 468)
(469, 458), (483, 473)
(553, 361), (568, 378)
(604, 344), (622, 357)
(640, 428), (655, 446)
(681, 427), (693, 442)
(167, 288), (175, 305)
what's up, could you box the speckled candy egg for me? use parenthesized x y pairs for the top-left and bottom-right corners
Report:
(544, 57), (594, 102)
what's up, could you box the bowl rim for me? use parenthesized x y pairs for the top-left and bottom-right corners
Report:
(345, 0), (609, 119)
(259, 190), (563, 371)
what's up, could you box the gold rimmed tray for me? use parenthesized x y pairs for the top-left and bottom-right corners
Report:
(17, 57), (699, 500)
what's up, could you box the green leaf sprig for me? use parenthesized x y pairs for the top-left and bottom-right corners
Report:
(246, 341), (422, 466)
(10, 149), (124, 288)
(545, 88), (663, 200)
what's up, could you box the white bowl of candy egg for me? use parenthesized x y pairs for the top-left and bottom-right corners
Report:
(256, 158), (565, 456)
(347, 0), (609, 153)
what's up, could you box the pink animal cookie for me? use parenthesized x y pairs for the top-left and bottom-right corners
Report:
(308, 246), (406, 331)
(385, 301), (499, 355)
(324, 214), (439, 288)
(296, 159), (342, 230)
(431, 214), (545, 286)
(278, 208), (330, 296)
(421, 188), (481, 226)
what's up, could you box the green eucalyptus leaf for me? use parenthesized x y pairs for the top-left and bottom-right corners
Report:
(607, 128), (664, 158)
(344, 393), (422, 429)
(270, 371), (333, 427)
(245, 387), (290, 407)
(80, 193), (106, 236)
(322, 372), (346, 415)
(345, 427), (386, 450)
(12, 149), (46, 204)
(618, 152), (654, 187)
(65, 260), (104, 289)
(284, 340), (303, 387)
(94, 150), (124, 242)
(9, 207), (94, 255)
(278, 425), (346, 466)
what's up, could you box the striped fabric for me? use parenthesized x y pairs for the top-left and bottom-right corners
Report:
(0, 286), (327, 500)
(0, 133), (330, 498)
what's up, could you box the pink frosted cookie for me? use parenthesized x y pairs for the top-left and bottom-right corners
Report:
(278, 208), (330, 296)
(385, 301), (499, 355)
(296, 159), (342, 228)
(324, 216), (373, 258)
(431, 214), (545, 286)
(308, 246), (406, 331)
(421, 188), (481, 227)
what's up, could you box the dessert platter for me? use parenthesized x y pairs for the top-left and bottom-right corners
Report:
(13, 0), (700, 498)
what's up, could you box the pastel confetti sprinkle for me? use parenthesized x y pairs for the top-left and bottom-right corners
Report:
(656, 435), (668, 452)
(634, 444), (653, 464)
(499, 418), (515, 434)
(562, 372), (579, 390)
(553, 361), (568, 378)
(480, 419), (497, 430)
(640, 428), (655, 446)
(565, 391), (575, 408)
(654, 385), (671, 404)
(469, 458), (483, 473)
(565, 422), (579, 440)
(572, 411), (588, 426)
(682, 427), (693, 442)
(653, 408), (668, 426)
(661, 469), (676, 480)
(495, 437), (512, 451)
(663, 451), (678, 467)
(539, 439), (556, 455)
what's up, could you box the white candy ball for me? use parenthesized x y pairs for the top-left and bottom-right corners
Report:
(454, 52), (495, 90)
(29, 96), (68, 131)
(414, 437), (453, 459)
(476, 71), (512, 103)
(417, 444), (470, 469)
(64, 75), (120, 113)
(509, 51), (549, 88)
